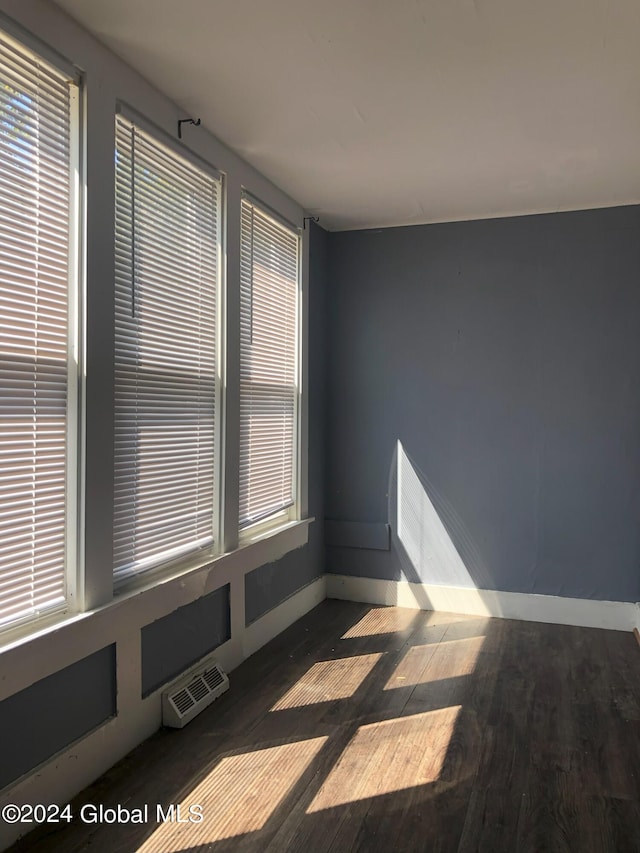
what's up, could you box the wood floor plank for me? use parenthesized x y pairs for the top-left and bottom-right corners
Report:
(457, 786), (524, 853)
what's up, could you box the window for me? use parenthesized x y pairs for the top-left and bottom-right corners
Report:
(239, 197), (300, 533)
(0, 32), (79, 628)
(114, 114), (221, 584)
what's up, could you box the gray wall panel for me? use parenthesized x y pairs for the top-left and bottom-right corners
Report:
(325, 521), (390, 551)
(326, 206), (640, 603)
(0, 645), (116, 789)
(141, 584), (230, 697)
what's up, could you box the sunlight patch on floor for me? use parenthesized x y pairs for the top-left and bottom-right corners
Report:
(271, 653), (383, 710)
(137, 736), (327, 851)
(384, 635), (486, 691)
(306, 706), (462, 812)
(341, 607), (416, 639)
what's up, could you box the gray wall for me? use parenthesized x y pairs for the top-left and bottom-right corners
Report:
(0, 645), (116, 789)
(245, 221), (328, 623)
(141, 585), (230, 697)
(326, 206), (640, 603)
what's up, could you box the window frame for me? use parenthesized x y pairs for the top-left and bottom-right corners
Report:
(112, 105), (225, 589)
(237, 193), (303, 542)
(0, 25), (83, 636)
(0, 22), (311, 648)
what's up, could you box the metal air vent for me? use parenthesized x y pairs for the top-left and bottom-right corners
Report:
(162, 656), (229, 729)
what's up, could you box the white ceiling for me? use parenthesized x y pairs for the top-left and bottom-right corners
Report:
(54, 0), (640, 231)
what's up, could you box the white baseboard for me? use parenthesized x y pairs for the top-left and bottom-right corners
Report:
(326, 574), (639, 632)
(244, 575), (327, 658)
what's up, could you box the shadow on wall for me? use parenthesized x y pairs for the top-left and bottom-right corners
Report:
(387, 441), (503, 615)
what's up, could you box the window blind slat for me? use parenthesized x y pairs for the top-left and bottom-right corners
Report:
(113, 116), (220, 583)
(239, 200), (299, 529)
(0, 32), (75, 629)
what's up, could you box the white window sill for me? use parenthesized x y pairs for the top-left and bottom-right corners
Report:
(239, 510), (299, 547)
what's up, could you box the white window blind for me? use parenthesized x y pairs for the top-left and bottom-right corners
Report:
(0, 34), (77, 628)
(114, 115), (220, 584)
(239, 198), (299, 530)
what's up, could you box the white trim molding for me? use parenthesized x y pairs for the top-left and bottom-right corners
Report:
(633, 602), (640, 641)
(326, 574), (639, 632)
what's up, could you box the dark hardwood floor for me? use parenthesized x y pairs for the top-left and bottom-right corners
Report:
(10, 600), (640, 852)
